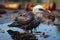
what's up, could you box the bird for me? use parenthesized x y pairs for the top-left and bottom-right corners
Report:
(8, 3), (56, 33)
(8, 10), (42, 33)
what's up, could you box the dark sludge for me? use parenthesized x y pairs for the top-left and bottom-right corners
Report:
(7, 30), (38, 40)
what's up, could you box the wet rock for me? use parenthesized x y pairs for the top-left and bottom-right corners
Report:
(41, 32), (49, 38)
(7, 30), (38, 40)
(0, 10), (6, 14)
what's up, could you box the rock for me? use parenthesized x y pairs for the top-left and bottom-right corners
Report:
(0, 10), (6, 14)
(41, 32), (49, 38)
(7, 30), (38, 40)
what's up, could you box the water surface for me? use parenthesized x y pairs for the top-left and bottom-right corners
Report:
(0, 10), (60, 40)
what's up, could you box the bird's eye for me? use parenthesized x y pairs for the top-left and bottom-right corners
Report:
(39, 9), (43, 10)
(39, 9), (45, 12)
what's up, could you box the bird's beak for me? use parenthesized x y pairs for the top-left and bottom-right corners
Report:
(44, 10), (52, 14)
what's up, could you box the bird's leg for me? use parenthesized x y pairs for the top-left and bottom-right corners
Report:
(31, 30), (33, 33)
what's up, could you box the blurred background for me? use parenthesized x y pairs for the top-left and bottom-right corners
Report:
(0, 0), (60, 3)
